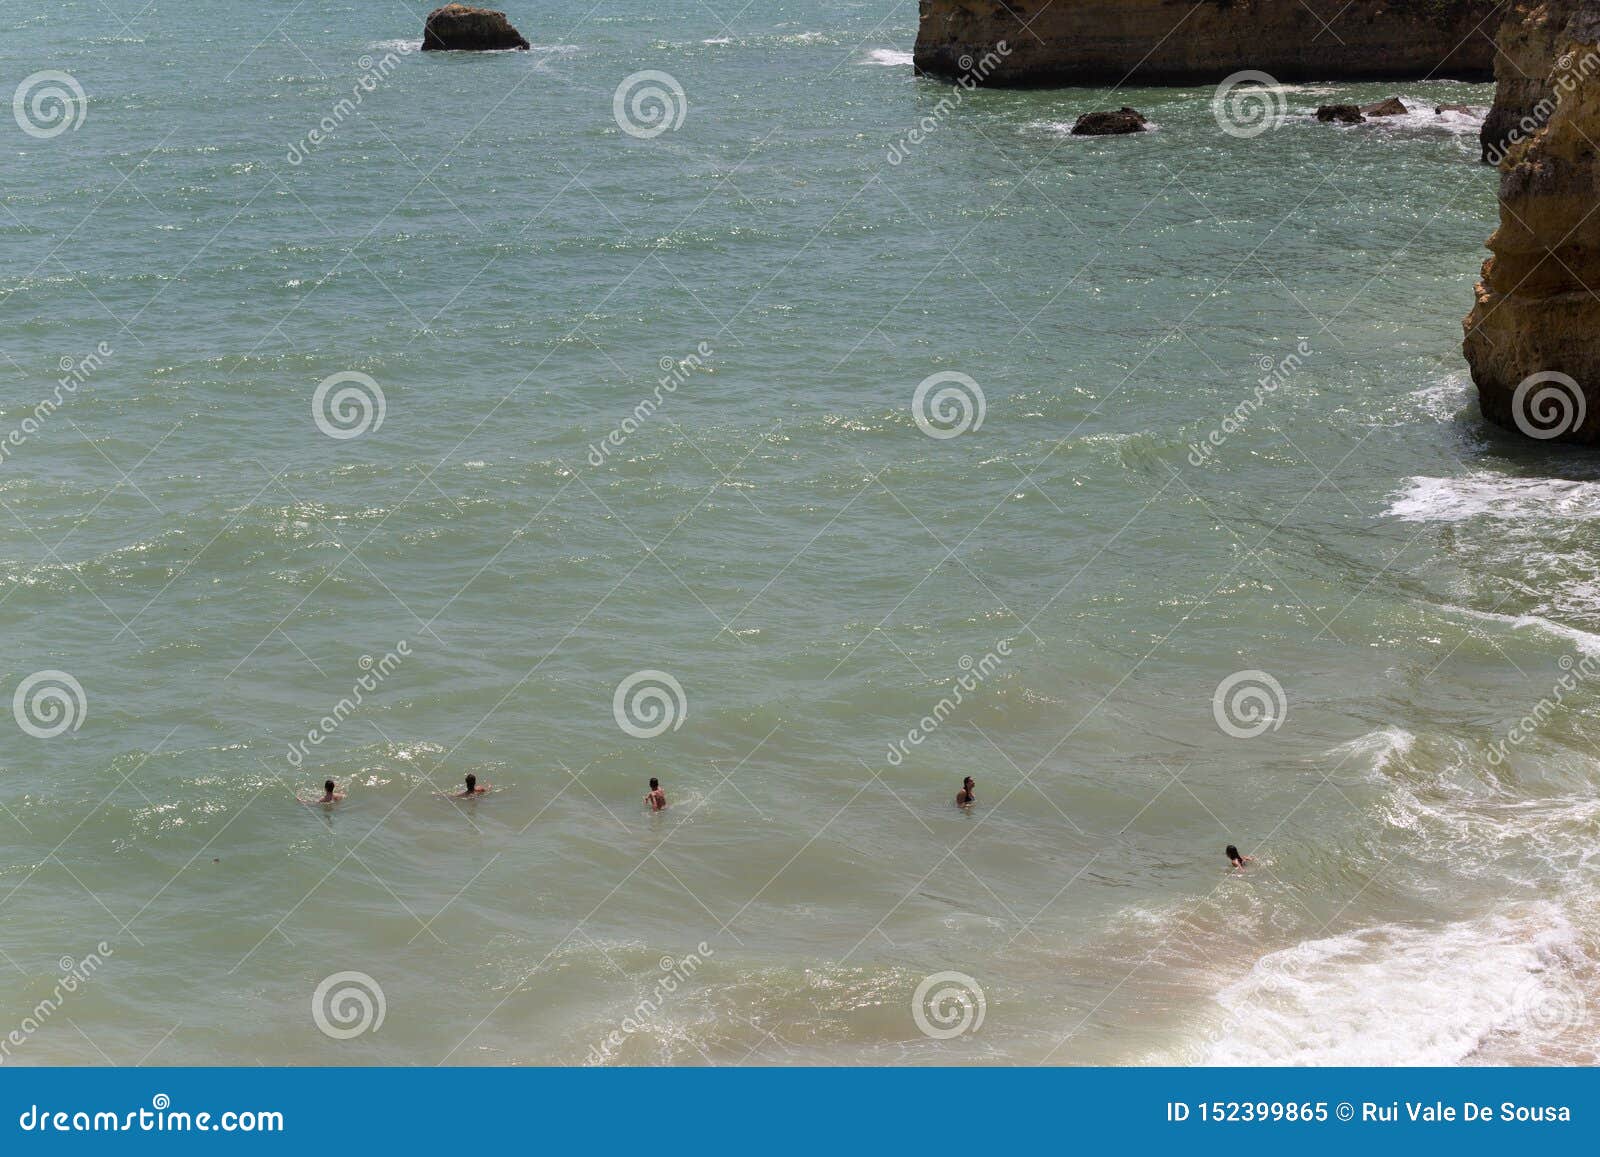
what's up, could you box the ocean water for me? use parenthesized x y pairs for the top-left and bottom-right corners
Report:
(2, 1), (1596, 1066)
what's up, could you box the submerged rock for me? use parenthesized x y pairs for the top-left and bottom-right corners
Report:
(1361, 96), (1409, 116)
(1435, 103), (1473, 115)
(1464, 4), (1600, 443)
(1315, 104), (1365, 123)
(421, 4), (530, 51)
(1070, 107), (1148, 135)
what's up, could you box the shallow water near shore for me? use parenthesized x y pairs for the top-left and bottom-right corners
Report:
(3, 1), (1596, 1066)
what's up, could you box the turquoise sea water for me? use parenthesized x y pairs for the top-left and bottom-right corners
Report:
(3, 2), (1596, 1065)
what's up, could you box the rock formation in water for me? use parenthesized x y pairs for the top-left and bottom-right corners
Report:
(1464, 2), (1600, 443)
(1071, 107), (1149, 135)
(421, 4), (530, 51)
(1480, 1), (1579, 162)
(914, 0), (1497, 86)
(1315, 104), (1364, 123)
(1362, 97), (1409, 117)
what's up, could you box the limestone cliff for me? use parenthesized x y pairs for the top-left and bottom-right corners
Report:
(1480, 1), (1580, 161)
(914, 0), (1498, 85)
(1464, 2), (1600, 442)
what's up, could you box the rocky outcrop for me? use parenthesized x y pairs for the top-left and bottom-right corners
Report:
(1316, 104), (1364, 123)
(1480, 1), (1578, 162)
(1463, 2), (1600, 443)
(1362, 96), (1409, 116)
(1071, 107), (1148, 134)
(915, 0), (1498, 86)
(421, 4), (529, 51)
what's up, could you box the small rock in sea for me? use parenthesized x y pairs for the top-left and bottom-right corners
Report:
(1070, 107), (1148, 136)
(421, 4), (530, 51)
(1361, 96), (1409, 117)
(1315, 104), (1365, 124)
(1435, 103), (1472, 115)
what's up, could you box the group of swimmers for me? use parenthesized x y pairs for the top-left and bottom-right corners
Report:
(307, 773), (663, 807)
(307, 771), (1252, 870)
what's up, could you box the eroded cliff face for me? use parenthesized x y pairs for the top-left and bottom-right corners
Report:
(1480, 1), (1579, 162)
(914, 0), (1498, 86)
(1464, 3), (1600, 442)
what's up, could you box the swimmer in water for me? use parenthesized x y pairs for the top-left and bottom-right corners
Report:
(453, 773), (490, 798)
(306, 778), (344, 805)
(644, 777), (667, 811)
(1226, 844), (1254, 871)
(955, 776), (975, 808)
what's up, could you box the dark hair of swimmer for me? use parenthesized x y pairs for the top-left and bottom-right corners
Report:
(649, 777), (659, 789)
(324, 779), (335, 794)
(963, 776), (974, 789)
(1225, 844), (1241, 865)
(465, 774), (477, 791)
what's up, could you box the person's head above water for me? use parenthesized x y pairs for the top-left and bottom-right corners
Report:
(465, 774), (477, 791)
(1225, 844), (1242, 865)
(324, 779), (335, 794)
(963, 776), (974, 790)
(649, 777), (659, 790)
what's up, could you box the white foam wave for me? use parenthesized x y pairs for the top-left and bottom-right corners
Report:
(864, 48), (913, 67)
(1408, 375), (1471, 421)
(1198, 906), (1590, 1064)
(1439, 603), (1600, 657)
(1331, 727), (1415, 773)
(1386, 474), (1600, 523)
